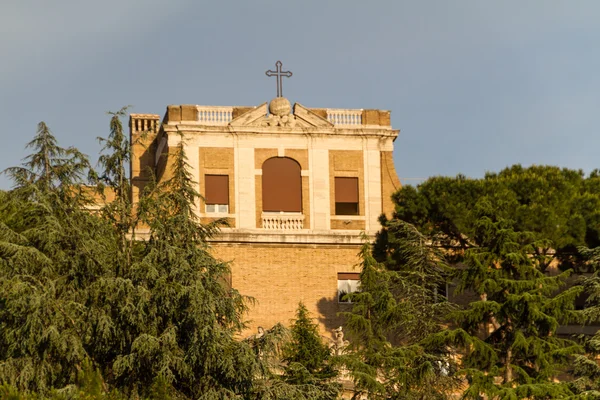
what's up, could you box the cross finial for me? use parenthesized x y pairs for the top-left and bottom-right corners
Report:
(265, 61), (292, 98)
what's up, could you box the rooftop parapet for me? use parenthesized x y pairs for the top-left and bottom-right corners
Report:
(162, 103), (392, 128)
(130, 113), (160, 134)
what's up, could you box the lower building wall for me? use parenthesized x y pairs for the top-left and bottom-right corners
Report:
(210, 242), (362, 336)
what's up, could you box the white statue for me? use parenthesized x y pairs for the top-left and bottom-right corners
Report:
(330, 326), (349, 355)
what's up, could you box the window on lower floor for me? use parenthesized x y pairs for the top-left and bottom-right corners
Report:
(205, 175), (229, 214)
(334, 177), (359, 215)
(338, 272), (360, 303)
(205, 204), (229, 213)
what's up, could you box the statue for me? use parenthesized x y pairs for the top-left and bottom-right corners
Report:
(254, 326), (265, 340)
(245, 326), (266, 359)
(245, 326), (265, 342)
(329, 326), (349, 355)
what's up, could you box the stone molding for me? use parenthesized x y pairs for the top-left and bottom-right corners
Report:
(212, 228), (373, 244)
(132, 228), (373, 245)
(162, 123), (398, 139)
(162, 101), (398, 139)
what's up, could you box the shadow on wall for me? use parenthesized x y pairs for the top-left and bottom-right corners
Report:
(316, 295), (353, 334)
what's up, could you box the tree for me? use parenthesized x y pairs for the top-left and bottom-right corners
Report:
(0, 119), (338, 399)
(341, 232), (459, 399)
(424, 200), (583, 399)
(0, 122), (114, 393)
(109, 136), (258, 398)
(281, 302), (339, 398)
(92, 107), (136, 268)
(569, 246), (600, 397)
(392, 165), (600, 270)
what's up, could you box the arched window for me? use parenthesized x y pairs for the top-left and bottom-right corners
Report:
(262, 157), (302, 212)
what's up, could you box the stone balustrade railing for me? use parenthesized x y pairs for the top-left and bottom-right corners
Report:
(262, 212), (305, 230)
(164, 105), (388, 128)
(326, 108), (363, 126)
(197, 106), (233, 125)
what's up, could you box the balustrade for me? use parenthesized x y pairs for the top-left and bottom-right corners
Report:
(261, 212), (304, 230)
(197, 106), (233, 125)
(326, 108), (363, 126)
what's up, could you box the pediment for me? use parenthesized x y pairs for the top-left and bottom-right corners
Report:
(293, 104), (334, 128)
(228, 101), (334, 129)
(229, 103), (268, 127)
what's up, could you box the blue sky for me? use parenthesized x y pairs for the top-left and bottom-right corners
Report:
(1, 1), (598, 188)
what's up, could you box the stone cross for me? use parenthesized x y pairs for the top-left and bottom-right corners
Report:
(265, 61), (292, 98)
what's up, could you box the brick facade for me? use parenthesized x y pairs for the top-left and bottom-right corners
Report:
(211, 242), (361, 335)
(130, 99), (401, 335)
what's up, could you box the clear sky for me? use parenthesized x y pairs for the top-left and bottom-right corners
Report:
(1, 1), (598, 188)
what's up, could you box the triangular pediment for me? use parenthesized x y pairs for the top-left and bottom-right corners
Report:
(228, 101), (334, 129)
(293, 104), (334, 128)
(229, 103), (268, 127)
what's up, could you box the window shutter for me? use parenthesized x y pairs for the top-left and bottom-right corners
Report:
(262, 158), (302, 212)
(337, 272), (360, 280)
(335, 177), (358, 203)
(205, 175), (229, 205)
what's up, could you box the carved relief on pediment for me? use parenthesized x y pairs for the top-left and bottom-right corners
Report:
(228, 99), (335, 130)
(262, 113), (297, 127)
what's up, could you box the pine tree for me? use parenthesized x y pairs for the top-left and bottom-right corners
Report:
(85, 135), (259, 398)
(374, 218), (456, 341)
(568, 246), (600, 397)
(0, 122), (114, 393)
(280, 302), (339, 398)
(425, 199), (583, 399)
(340, 231), (459, 399)
(92, 107), (136, 268)
(392, 166), (600, 271)
(1, 118), (340, 399)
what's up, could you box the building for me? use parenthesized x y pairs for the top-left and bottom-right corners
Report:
(129, 93), (401, 335)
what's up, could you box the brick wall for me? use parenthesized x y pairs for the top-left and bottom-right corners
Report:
(211, 242), (362, 336)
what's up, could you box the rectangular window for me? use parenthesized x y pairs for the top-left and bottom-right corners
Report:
(205, 175), (229, 213)
(205, 204), (229, 213)
(335, 177), (359, 215)
(338, 272), (360, 303)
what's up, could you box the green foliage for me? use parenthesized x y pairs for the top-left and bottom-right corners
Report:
(379, 169), (595, 398)
(568, 246), (600, 397)
(373, 219), (455, 341)
(280, 303), (339, 398)
(423, 203), (583, 398)
(91, 107), (136, 268)
(0, 119), (337, 399)
(0, 122), (113, 393)
(340, 232), (460, 399)
(393, 165), (600, 269)
(4, 122), (91, 194)
(85, 134), (256, 398)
